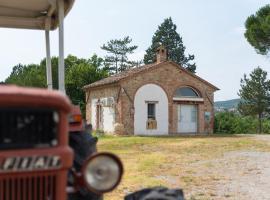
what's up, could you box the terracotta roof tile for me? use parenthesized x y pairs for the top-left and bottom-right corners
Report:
(83, 61), (219, 90)
(83, 62), (158, 89)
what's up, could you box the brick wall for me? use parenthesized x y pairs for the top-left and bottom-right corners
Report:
(85, 62), (217, 135)
(119, 62), (216, 134)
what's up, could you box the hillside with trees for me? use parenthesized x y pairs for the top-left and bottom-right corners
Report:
(214, 99), (241, 111)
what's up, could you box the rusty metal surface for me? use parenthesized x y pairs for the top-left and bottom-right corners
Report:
(0, 85), (74, 200)
(0, 85), (71, 112)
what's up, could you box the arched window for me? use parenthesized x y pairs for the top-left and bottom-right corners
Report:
(174, 87), (200, 98)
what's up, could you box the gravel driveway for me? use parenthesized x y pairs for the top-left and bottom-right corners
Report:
(187, 135), (270, 200)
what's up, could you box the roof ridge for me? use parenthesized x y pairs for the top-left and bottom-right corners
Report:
(83, 61), (219, 91)
(83, 62), (161, 89)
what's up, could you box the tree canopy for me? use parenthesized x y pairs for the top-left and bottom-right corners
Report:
(144, 17), (196, 73)
(101, 36), (138, 74)
(5, 54), (108, 115)
(244, 4), (270, 55)
(5, 63), (46, 88)
(65, 54), (108, 114)
(238, 67), (270, 133)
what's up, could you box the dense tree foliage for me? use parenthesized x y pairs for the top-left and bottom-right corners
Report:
(238, 67), (270, 133)
(144, 17), (196, 72)
(5, 54), (108, 115)
(245, 4), (270, 55)
(214, 112), (270, 134)
(65, 55), (108, 115)
(5, 63), (46, 87)
(101, 36), (138, 74)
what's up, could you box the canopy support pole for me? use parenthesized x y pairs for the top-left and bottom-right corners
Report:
(45, 29), (53, 89)
(58, 0), (65, 93)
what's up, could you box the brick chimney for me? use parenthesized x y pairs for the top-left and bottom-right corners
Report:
(156, 45), (167, 63)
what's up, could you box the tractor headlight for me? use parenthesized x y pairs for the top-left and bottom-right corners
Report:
(82, 152), (123, 194)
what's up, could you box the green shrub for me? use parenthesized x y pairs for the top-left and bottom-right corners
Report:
(214, 112), (270, 134)
(214, 112), (236, 134)
(232, 116), (257, 134)
(262, 120), (270, 134)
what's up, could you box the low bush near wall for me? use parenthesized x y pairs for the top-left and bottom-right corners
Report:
(214, 112), (270, 134)
(263, 120), (270, 134)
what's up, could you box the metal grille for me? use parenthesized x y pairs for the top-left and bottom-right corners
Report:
(0, 107), (58, 150)
(0, 173), (57, 200)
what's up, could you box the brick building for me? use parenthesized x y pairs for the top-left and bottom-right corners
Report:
(83, 47), (219, 135)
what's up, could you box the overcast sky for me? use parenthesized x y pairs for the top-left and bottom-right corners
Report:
(0, 0), (269, 101)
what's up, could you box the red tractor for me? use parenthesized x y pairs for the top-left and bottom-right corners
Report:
(0, 85), (123, 200)
(0, 1), (123, 199)
(0, 1), (184, 199)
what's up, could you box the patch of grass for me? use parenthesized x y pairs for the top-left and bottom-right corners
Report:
(181, 176), (194, 183)
(98, 135), (270, 200)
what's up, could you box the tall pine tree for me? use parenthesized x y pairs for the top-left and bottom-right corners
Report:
(101, 36), (138, 74)
(238, 67), (270, 133)
(144, 17), (196, 73)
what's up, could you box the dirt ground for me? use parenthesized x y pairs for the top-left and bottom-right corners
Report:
(98, 135), (270, 200)
(187, 135), (270, 200)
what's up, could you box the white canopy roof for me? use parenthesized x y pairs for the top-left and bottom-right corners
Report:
(0, 0), (74, 30)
